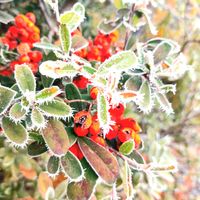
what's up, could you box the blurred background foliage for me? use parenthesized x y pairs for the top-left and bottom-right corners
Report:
(0, 0), (200, 199)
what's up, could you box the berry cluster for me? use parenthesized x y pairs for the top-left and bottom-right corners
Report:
(0, 12), (42, 76)
(71, 102), (141, 160)
(75, 31), (119, 62)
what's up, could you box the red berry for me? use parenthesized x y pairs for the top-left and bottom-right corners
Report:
(106, 125), (119, 140)
(109, 103), (125, 121)
(6, 26), (19, 39)
(18, 54), (30, 64)
(91, 136), (106, 146)
(69, 143), (84, 160)
(10, 60), (20, 71)
(17, 42), (31, 55)
(28, 62), (38, 74)
(28, 51), (43, 62)
(118, 127), (135, 143)
(89, 120), (100, 136)
(90, 87), (99, 100)
(8, 40), (17, 50)
(15, 14), (26, 28)
(73, 75), (89, 89)
(74, 125), (88, 137)
(25, 12), (36, 24)
(29, 32), (40, 43)
(18, 28), (29, 41)
(118, 118), (141, 133)
(74, 110), (92, 129)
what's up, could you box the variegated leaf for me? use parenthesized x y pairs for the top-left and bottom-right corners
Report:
(39, 60), (78, 79)
(35, 86), (62, 103)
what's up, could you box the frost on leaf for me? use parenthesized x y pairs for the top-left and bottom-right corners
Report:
(136, 79), (153, 114)
(31, 108), (46, 128)
(39, 60), (78, 79)
(2, 116), (28, 147)
(59, 24), (71, 54)
(35, 86), (62, 104)
(38, 100), (73, 119)
(9, 102), (26, 122)
(98, 51), (138, 75)
(0, 85), (16, 115)
(41, 119), (70, 157)
(14, 64), (36, 96)
(97, 92), (112, 136)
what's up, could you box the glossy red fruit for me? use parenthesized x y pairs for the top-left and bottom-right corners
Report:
(118, 127), (135, 143)
(6, 26), (19, 39)
(15, 14), (26, 28)
(69, 143), (84, 160)
(109, 103), (125, 121)
(18, 54), (30, 64)
(73, 75), (89, 89)
(89, 120), (101, 136)
(106, 125), (119, 140)
(10, 60), (19, 71)
(26, 12), (36, 24)
(8, 40), (17, 50)
(118, 118), (141, 133)
(74, 110), (92, 129)
(18, 28), (29, 41)
(90, 87), (98, 100)
(91, 136), (106, 146)
(28, 51), (43, 62)
(74, 125), (88, 137)
(17, 42), (31, 55)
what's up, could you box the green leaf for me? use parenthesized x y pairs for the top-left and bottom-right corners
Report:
(129, 151), (144, 164)
(59, 11), (83, 32)
(0, 0), (13, 3)
(2, 117), (28, 146)
(67, 158), (98, 200)
(61, 151), (83, 180)
(78, 137), (119, 185)
(125, 31), (137, 50)
(47, 155), (60, 175)
(156, 93), (174, 115)
(11, 84), (22, 99)
(65, 127), (77, 147)
(0, 85), (16, 115)
(65, 83), (83, 111)
(36, 86), (61, 103)
(9, 102), (26, 121)
(82, 65), (97, 75)
(39, 100), (72, 118)
(98, 51), (138, 75)
(119, 139), (135, 155)
(71, 35), (88, 52)
(33, 42), (61, 51)
(137, 79), (152, 113)
(98, 18), (122, 34)
(27, 141), (48, 157)
(0, 11), (14, 24)
(42, 119), (70, 156)
(31, 108), (45, 128)
(59, 24), (71, 54)
(54, 180), (68, 199)
(97, 92), (110, 135)
(39, 60), (78, 79)
(72, 2), (85, 16)
(14, 64), (36, 95)
(41, 76), (54, 88)
(153, 41), (172, 64)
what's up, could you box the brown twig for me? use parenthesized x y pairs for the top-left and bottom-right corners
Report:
(180, 39), (200, 52)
